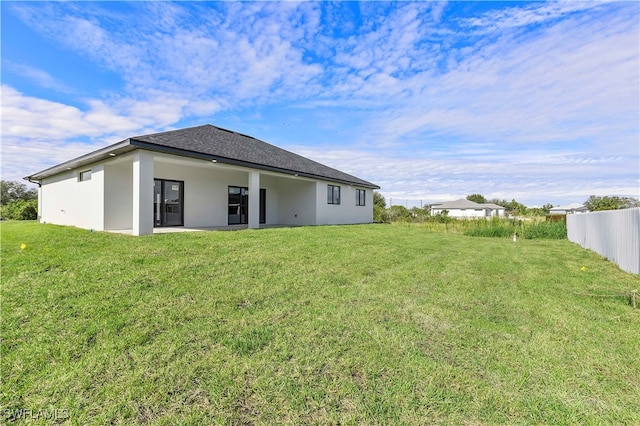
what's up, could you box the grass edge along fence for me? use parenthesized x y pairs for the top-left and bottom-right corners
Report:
(394, 216), (567, 240)
(463, 217), (567, 239)
(567, 207), (640, 274)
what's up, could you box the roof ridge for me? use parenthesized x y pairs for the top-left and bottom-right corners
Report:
(130, 124), (379, 188)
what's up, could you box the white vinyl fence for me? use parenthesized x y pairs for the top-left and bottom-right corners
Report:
(567, 207), (640, 274)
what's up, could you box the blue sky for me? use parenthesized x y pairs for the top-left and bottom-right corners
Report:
(2, 1), (638, 207)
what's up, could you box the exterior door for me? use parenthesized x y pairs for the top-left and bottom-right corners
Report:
(154, 179), (184, 227)
(260, 188), (266, 224)
(228, 186), (248, 225)
(228, 186), (266, 225)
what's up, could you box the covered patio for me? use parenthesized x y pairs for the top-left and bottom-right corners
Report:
(107, 223), (293, 235)
(103, 151), (318, 235)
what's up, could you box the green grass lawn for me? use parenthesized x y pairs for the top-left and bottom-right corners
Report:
(2, 221), (639, 425)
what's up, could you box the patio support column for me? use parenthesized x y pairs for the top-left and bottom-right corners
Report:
(132, 150), (154, 236)
(248, 171), (260, 229)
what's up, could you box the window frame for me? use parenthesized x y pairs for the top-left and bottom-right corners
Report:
(78, 170), (92, 182)
(356, 189), (366, 206)
(327, 184), (341, 205)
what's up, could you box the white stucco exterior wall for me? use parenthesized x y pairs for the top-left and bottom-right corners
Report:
(261, 175), (280, 225)
(39, 164), (105, 230)
(431, 207), (505, 218)
(154, 160), (232, 227)
(431, 208), (486, 219)
(104, 160), (133, 230)
(38, 151), (376, 232)
(153, 158), (287, 227)
(277, 178), (316, 225)
(315, 182), (373, 225)
(154, 159), (241, 228)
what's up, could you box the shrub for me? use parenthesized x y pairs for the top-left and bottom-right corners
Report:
(519, 220), (567, 239)
(431, 210), (453, 223)
(373, 205), (390, 223)
(0, 199), (38, 220)
(387, 205), (411, 222)
(464, 217), (516, 238)
(463, 217), (567, 239)
(464, 224), (515, 238)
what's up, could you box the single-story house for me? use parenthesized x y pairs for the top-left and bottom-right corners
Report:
(430, 199), (506, 218)
(24, 124), (380, 235)
(549, 203), (589, 214)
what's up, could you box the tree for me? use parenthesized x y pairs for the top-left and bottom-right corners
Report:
(1, 181), (37, 205)
(584, 195), (640, 211)
(0, 180), (38, 220)
(373, 191), (389, 223)
(528, 203), (554, 216)
(466, 194), (487, 204)
(387, 205), (411, 222)
(1, 199), (37, 220)
(373, 191), (386, 209)
(506, 199), (527, 216)
(489, 198), (509, 208)
(410, 206), (430, 219)
(433, 209), (452, 223)
(621, 198), (640, 209)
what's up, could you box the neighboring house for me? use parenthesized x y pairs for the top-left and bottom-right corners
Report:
(25, 124), (379, 235)
(430, 199), (506, 219)
(549, 203), (589, 214)
(481, 202), (507, 217)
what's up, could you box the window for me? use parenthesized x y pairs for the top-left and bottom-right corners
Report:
(356, 189), (366, 206)
(79, 170), (91, 182)
(327, 184), (340, 204)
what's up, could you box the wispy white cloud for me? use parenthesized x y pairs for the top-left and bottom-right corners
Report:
(8, 1), (325, 106)
(366, 3), (639, 153)
(2, 1), (638, 206)
(1, 85), (199, 180)
(1, 85), (187, 140)
(2, 136), (107, 183)
(3, 62), (73, 93)
(293, 145), (638, 206)
(462, 1), (608, 32)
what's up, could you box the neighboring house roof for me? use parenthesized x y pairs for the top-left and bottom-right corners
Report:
(431, 199), (486, 209)
(480, 203), (505, 210)
(25, 124), (379, 189)
(549, 203), (588, 212)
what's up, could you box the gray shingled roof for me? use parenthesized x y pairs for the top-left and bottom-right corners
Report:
(26, 124), (379, 188)
(480, 203), (506, 210)
(130, 125), (378, 188)
(549, 203), (588, 212)
(431, 199), (507, 210)
(431, 199), (485, 209)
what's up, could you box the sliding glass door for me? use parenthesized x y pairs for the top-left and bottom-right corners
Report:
(228, 186), (266, 225)
(154, 179), (184, 227)
(228, 186), (247, 225)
